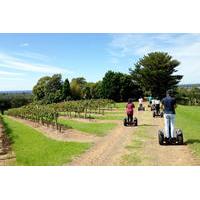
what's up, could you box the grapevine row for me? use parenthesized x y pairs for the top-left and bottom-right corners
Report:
(6, 99), (115, 132)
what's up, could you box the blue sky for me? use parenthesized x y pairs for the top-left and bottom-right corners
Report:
(0, 33), (200, 91)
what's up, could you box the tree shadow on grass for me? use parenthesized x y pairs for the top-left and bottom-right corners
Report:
(185, 139), (200, 144)
(2, 118), (17, 145)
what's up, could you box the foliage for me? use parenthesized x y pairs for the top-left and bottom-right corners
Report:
(130, 52), (183, 98)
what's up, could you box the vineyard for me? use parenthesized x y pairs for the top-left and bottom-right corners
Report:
(6, 99), (115, 132)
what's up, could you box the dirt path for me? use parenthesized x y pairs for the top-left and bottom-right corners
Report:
(69, 120), (134, 166)
(0, 121), (15, 166)
(121, 106), (200, 166)
(140, 111), (200, 166)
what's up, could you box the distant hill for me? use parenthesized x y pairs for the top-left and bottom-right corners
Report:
(0, 90), (32, 94)
(179, 84), (200, 88)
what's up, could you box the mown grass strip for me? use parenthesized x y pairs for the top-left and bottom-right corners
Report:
(3, 116), (90, 166)
(58, 118), (117, 136)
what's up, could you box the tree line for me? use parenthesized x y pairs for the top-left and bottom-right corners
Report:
(0, 93), (32, 114)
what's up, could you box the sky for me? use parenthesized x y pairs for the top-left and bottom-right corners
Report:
(0, 33), (200, 91)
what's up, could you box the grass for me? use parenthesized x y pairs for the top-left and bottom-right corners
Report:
(3, 116), (91, 166)
(58, 118), (117, 136)
(93, 114), (125, 120)
(176, 105), (200, 157)
(116, 102), (139, 110)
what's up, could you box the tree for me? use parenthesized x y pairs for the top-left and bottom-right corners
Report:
(62, 78), (71, 100)
(90, 81), (103, 99)
(70, 77), (87, 100)
(33, 74), (63, 104)
(33, 76), (51, 101)
(120, 74), (143, 101)
(101, 71), (122, 101)
(130, 52), (183, 98)
(101, 71), (143, 101)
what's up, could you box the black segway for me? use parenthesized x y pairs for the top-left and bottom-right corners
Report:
(138, 104), (145, 111)
(153, 105), (164, 118)
(124, 117), (138, 127)
(151, 104), (155, 111)
(158, 118), (183, 145)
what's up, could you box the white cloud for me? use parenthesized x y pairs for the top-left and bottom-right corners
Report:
(109, 33), (200, 84)
(20, 43), (29, 47)
(14, 51), (49, 61)
(0, 70), (24, 76)
(0, 52), (72, 74)
(0, 77), (25, 81)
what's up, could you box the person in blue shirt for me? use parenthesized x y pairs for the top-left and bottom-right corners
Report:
(161, 89), (177, 139)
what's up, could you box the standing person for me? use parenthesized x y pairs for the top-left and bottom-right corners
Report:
(126, 98), (135, 122)
(161, 89), (177, 140)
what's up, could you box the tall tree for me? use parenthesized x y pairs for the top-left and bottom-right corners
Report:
(62, 78), (71, 100)
(130, 52), (183, 98)
(101, 71), (121, 101)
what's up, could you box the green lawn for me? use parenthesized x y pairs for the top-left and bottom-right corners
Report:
(3, 116), (90, 166)
(58, 118), (117, 136)
(176, 105), (200, 157)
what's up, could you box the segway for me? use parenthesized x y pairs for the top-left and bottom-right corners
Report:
(151, 104), (156, 111)
(153, 106), (164, 118)
(124, 117), (138, 127)
(158, 118), (183, 145)
(138, 104), (145, 111)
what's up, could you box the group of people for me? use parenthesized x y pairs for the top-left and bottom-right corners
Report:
(126, 90), (176, 139)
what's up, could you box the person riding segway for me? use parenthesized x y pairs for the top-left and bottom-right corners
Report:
(138, 97), (145, 111)
(158, 89), (183, 145)
(124, 98), (138, 126)
(153, 97), (164, 117)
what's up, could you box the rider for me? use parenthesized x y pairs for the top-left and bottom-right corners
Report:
(138, 96), (143, 108)
(155, 97), (160, 114)
(161, 89), (177, 140)
(148, 95), (153, 106)
(126, 98), (135, 122)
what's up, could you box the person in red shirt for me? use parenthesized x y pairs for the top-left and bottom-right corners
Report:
(126, 98), (135, 122)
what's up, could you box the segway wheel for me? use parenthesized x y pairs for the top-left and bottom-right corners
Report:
(124, 118), (127, 126)
(134, 118), (138, 126)
(153, 112), (156, 118)
(160, 112), (164, 118)
(158, 130), (164, 145)
(177, 130), (184, 145)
